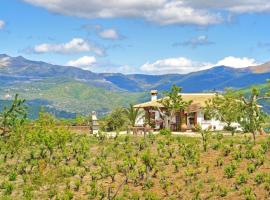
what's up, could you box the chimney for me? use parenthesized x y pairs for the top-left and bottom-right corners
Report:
(150, 90), (158, 101)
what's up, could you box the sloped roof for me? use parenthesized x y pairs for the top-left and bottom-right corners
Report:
(134, 100), (163, 108)
(134, 93), (216, 109)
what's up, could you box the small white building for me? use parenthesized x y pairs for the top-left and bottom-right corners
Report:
(134, 90), (229, 131)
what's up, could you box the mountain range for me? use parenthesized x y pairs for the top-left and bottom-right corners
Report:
(0, 54), (269, 117)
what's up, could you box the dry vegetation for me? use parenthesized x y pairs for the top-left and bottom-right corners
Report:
(1, 113), (270, 200)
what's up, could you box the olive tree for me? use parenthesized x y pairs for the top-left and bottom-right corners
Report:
(100, 108), (128, 132)
(158, 85), (191, 130)
(239, 80), (270, 143)
(205, 89), (242, 135)
(205, 80), (270, 142)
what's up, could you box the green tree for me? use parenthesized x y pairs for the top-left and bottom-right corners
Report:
(239, 80), (270, 143)
(158, 85), (191, 129)
(124, 104), (142, 127)
(205, 89), (242, 135)
(0, 94), (27, 136)
(100, 108), (127, 132)
(196, 125), (212, 152)
(141, 149), (156, 181)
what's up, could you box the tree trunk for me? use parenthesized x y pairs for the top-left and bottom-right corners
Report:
(252, 131), (256, 144)
(164, 116), (170, 129)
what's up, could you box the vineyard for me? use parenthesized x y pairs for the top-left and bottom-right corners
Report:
(1, 2), (270, 199)
(1, 111), (270, 199)
(0, 81), (269, 200)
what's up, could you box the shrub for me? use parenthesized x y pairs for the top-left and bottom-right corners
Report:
(232, 150), (242, 161)
(224, 125), (237, 136)
(8, 172), (17, 181)
(242, 187), (256, 200)
(159, 175), (170, 194)
(74, 179), (81, 191)
(143, 191), (160, 200)
(260, 142), (269, 154)
(88, 182), (98, 199)
(192, 191), (201, 200)
(222, 145), (231, 157)
(0, 94), (27, 135)
(2, 182), (14, 195)
(254, 173), (265, 185)
(129, 192), (140, 200)
(212, 142), (221, 150)
(236, 173), (248, 185)
(245, 147), (255, 159)
(224, 163), (237, 178)
(200, 129), (212, 152)
(217, 185), (228, 197)
(212, 133), (224, 150)
(180, 143), (200, 167)
(247, 163), (256, 174)
(215, 158), (224, 167)
(62, 189), (74, 200)
(215, 133), (224, 141)
(100, 108), (128, 132)
(172, 160), (180, 172)
(254, 153), (265, 167)
(159, 129), (171, 136)
(23, 185), (33, 199)
(263, 174), (270, 192)
(48, 188), (57, 199)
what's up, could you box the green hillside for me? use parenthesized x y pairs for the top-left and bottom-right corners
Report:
(0, 77), (148, 116)
(0, 99), (77, 119)
(238, 83), (270, 113)
(1, 77), (268, 118)
(238, 83), (268, 93)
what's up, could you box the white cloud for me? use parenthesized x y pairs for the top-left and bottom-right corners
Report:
(145, 1), (222, 25)
(228, 4), (270, 13)
(81, 24), (123, 40)
(140, 56), (260, 74)
(178, 0), (270, 13)
(99, 29), (120, 40)
(140, 57), (211, 74)
(33, 38), (104, 56)
(24, 0), (270, 25)
(0, 57), (10, 67)
(0, 20), (5, 29)
(66, 56), (97, 70)
(214, 56), (260, 68)
(23, 0), (222, 25)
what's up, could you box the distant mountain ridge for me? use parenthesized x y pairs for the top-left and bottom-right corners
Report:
(0, 54), (120, 91)
(1, 54), (269, 92)
(0, 54), (269, 117)
(249, 62), (270, 74)
(0, 77), (147, 117)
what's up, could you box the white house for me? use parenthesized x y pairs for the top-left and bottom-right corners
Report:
(134, 90), (230, 131)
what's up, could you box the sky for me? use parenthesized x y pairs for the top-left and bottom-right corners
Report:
(0, 0), (270, 74)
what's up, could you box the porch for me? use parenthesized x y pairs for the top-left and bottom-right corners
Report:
(143, 108), (199, 131)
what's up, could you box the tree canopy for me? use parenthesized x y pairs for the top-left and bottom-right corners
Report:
(159, 84), (192, 129)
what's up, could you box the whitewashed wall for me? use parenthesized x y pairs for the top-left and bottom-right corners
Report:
(197, 111), (242, 131)
(135, 109), (162, 129)
(197, 111), (225, 131)
(135, 109), (241, 132)
(135, 109), (145, 126)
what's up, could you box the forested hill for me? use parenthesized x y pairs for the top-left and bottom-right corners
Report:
(0, 54), (269, 117)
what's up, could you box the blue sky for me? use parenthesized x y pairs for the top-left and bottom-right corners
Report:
(0, 0), (270, 74)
